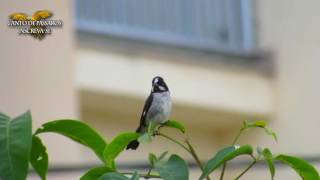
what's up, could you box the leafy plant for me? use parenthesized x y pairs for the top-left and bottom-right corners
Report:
(0, 111), (319, 180)
(0, 112), (32, 180)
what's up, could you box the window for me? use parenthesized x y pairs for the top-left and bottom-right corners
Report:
(76, 0), (255, 55)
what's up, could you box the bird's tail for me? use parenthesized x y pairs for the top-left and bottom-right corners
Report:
(126, 139), (140, 150)
(126, 126), (143, 150)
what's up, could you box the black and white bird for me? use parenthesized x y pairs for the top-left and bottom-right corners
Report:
(126, 76), (172, 150)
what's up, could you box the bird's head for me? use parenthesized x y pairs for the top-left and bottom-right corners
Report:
(151, 76), (169, 93)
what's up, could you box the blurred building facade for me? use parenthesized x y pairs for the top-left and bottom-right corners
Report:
(0, 0), (319, 179)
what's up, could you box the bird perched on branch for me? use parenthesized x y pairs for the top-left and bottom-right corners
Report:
(127, 76), (172, 150)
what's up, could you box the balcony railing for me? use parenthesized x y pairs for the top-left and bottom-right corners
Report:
(75, 0), (255, 55)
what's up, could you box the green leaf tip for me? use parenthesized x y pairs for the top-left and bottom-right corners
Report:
(243, 120), (278, 142)
(35, 119), (107, 162)
(276, 154), (320, 180)
(200, 145), (253, 179)
(155, 154), (189, 180)
(98, 172), (129, 180)
(262, 148), (275, 180)
(149, 153), (157, 166)
(244, 120), (266, 128)
(30, 136), (48, 180)
(80, 166), (114, 180)
(103, 132), (139, 169)
(163, 120), (186, 133)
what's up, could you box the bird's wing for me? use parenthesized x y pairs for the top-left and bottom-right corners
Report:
(138, 93), (154, 129)
(9, 13), (28, 21)
(32, 10), (52, 21)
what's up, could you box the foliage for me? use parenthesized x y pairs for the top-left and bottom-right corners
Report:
(276, 155), (320, 179)
(262, 148), (275, 179)
(30, 136), (48, 180)
(103, 132), (140, 169)
(200, 145), (253, 179)
(154, 154), (189, 180)
(0, 111), (32, 180)
(35, 119), (107, 162)
(0, 111), (319, 180)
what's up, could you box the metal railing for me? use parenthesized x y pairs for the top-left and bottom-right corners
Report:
(75, 0), (255, 55)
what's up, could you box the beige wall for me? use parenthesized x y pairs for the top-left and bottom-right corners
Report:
(257, 0), (320, 154)
(225, 0), (320, 179)
(0, 0), (84, 165)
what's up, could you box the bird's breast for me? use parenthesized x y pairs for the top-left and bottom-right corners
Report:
(146, 92), (172, 124)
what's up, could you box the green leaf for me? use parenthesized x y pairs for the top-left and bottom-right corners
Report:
(30, 136), (48, 180)
(0, 112), (10, 119)
(138, 132), (152, 144)
(149, 153), (157, 166)
(98, 172), (129, 180)
(264, 127), (278, 142)
(158, 151), (169, 161)
(149, 151), (169, 167)
(163, 120), (185, 133)
(244, 120), (266, 128)
(103, 132), (139, 168)
(155, 154), (189, 180)
(276, 154), (320, 180)
(35, 120), (107, 162)
(80, 166), (113, 180)
(130, 171), (140, 180)
(147, 121), (157, 135)
(138, 122), (156, 144)
(262, 148), (275, 180)
(200, 145), (253, 179)
(243, 121), (277, 141)
(0, 111), (32, 180)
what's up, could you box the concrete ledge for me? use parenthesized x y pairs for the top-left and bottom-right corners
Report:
(76, 47), (272, 118)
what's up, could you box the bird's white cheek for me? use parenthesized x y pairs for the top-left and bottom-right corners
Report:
(159, 86), (165, 91)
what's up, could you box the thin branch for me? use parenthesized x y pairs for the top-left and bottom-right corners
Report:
(158, 133), (191, 153)
(121, 172), (161, 179)
(219, 164), (227, 180)
(234, 156), (257, 180)
(232, 129), (245, 145)
(220, 129), (245, 180)
(185, 139), (204, 171)
(186, 139), (212, 180)
(159, 133), (211, 180)
(146, 164), (154, 177)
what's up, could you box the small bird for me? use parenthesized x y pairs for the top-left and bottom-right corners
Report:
(127, 76), (172, 150)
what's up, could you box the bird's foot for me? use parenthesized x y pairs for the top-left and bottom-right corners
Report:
(153, 130), (160, 136)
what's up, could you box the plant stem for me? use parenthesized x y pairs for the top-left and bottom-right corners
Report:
(122, 172), (161, 179)
(146, 165), (153, 177)
(234, 156), (257, 180)
(232, 129), (244, 145)
(219, 129), (245, 180)
(158, 133), (191, 153)
(185, 139), (204, 171)
(219, 164), (226, 180)
(158, 133), (211, 180)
